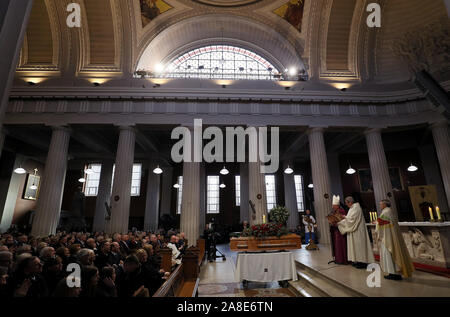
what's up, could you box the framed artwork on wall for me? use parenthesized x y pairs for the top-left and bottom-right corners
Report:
(22, 174), (40, 201)
(357, 169), (373, 192)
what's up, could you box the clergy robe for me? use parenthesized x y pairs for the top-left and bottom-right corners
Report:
(376, 207), (414, 277)
(337, 203), (375, 264)
(330, 208), (348, 264)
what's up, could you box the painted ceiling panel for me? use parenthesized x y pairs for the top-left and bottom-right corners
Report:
(26, 0), (53, 64)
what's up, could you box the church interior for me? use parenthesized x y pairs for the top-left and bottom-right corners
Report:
(0, 0), (449, 301)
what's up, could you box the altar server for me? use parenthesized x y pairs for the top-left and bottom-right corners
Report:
(330, 195), (348, 264)
(303, 209), (316, 244)
(376, 199), (414, 280)
(338, 197), (374, 268)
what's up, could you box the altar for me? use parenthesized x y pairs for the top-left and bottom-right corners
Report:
(367, 222), (450, 272)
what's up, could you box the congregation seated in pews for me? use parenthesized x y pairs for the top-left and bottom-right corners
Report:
(0, 227), (199, 298)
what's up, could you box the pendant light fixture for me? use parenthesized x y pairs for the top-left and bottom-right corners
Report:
(346, 165), (356, 175)
(220, 166), (229, 175)
(284, 165), (294, 174)
(153, 165), (163, 175)
(308, 183), (314, 189)
(14, 167), (26, 174)
(407, 163), (418, 172)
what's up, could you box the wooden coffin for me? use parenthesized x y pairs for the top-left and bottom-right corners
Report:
(230, 234), (302, 252)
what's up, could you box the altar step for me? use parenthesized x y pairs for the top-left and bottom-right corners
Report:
(288, 261), (366, 297)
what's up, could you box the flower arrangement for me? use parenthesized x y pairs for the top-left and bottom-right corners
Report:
(242, 223), (289, 238)
(269, 206), (290, 225)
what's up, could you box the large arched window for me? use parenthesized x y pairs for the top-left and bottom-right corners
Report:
(164, 45), (280, 80)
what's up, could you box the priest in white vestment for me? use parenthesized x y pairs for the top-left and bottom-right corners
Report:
(167, 235), (182, 267)
(376, 199), (414, 280)
(337, 197), (375, 268)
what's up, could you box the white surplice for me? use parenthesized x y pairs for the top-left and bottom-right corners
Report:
(338, 202), (375, 264)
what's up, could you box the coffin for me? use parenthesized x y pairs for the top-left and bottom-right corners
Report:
(230, 234), (302, 252)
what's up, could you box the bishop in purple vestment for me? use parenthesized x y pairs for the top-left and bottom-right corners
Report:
(330, 195), (348, 264)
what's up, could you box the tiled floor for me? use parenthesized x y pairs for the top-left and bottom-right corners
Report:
(198, 245), (297, 297)
(198, 244), (450, 297)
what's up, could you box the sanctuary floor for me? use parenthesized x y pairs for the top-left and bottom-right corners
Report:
(198, 244), (450, 297)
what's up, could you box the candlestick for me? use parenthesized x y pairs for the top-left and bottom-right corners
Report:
(436, 206), (442, 221)
(428, 207), (435, 222)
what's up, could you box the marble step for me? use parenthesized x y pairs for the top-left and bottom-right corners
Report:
(288, 261), (366, 297)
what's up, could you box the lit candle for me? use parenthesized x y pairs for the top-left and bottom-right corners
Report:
(373, 212), (377, 222)
(436, 206), (442, 220)
(429, 207), (434, 221)
(369, 212), (373, 222)
(263, 215), (266, 224)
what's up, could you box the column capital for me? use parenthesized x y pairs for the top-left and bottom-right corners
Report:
(116, 125), (136, 132)
(307, 126), (326, 134)
(49, 125), (71, 134)
(430, 120), (449, 130)
(364, 127), (383, 136)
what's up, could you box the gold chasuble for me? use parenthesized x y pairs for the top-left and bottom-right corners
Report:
(376, 208), (414, 278)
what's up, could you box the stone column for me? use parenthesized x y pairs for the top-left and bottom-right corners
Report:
(431, 121), (450, 210)
(365, 128), (397, 217)
(160, 166), (173, 215)
(0, 155), (24, 232)
(144, 164), (161, 232)
(248, 143), (268, 226)
(308, 127), (331, 245)
(31, 127), (70, 237)
(283, 162), (299, 230)
(0, 0), (34, 125)
(107, 127), (135, 234)
(180, 126), (202, 244)
(199, 163), (206, 232)
(239, 163), (250, 223)
(92, 161), (113, 232)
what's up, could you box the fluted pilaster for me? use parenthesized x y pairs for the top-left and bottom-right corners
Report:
(180, 126), (202, 244)
(180, 162), (201, 244)
(107, 127), (135, 234)
(92, 161), (113, 232)
(144, 164), (161, 232)
(31, 127), (70, 237)
(308, 127), (331, 244)
(283, 162), (299, 230)
(160, 167), (173, 215)
(431, 121), (450, 209)
(240, 162), (250, 222)
(365, 128), (397, 217)
(248, 128), (267, 225)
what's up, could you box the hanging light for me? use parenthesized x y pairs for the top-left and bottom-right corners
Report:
(220, 166), (229, 175)
(30, 184), (38, 190)
(346, 165), (356, 175)
(407, 163), (418, 172)
(84, 168), (94, 175)
(173, 183), (180, 189)
(284, 166), (294, 174)
(220, 183), (226, 189)
(308, 183), (314, 189)
(14, 167), (26, 174)
(78, 177), (86, 183)
(153, 166), (163, 175)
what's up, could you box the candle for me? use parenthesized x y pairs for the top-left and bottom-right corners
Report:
(373, 212), (377, 222)
(436, 206), (442, 220)
(429, 207), (434, 221)
(369, 212), (373, 222)
(263, 215), (266, 224)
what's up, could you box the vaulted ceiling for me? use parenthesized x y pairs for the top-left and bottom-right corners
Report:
(15, 0), (450, 86)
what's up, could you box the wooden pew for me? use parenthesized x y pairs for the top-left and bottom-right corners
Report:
(159, 247), (173, 273)
(197, 238), (206, 265)
(153, 248), (200, 297)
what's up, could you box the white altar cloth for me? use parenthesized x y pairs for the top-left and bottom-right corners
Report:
(235, 251), (298, 283)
